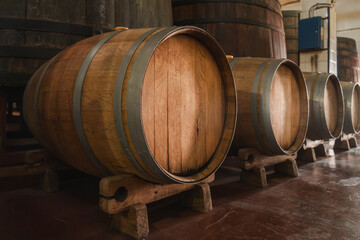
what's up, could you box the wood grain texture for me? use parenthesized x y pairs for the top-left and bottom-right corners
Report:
(229, 58), (308, 155)
(337, 37), (360, 83)
(24, 27), (236, 183)
(172, 0), (286, 58)
(304, 73), (344, 140)
(115, 0), (172, 28)
(351, 85), (360, 132)
(282, 11), (300, 64)
(324, 79), (339, 133)
(142, 35), (225, 175)
(340, 81), (360, 134)
(270, 64), (301, 149)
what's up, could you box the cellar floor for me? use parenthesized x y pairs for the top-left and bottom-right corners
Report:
(1, 148), (360, 240)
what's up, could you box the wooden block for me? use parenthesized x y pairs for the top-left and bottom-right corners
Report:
(314, 143), (328, 157)
(237, 148), (296, 170)
(99, 174), (215, 215)
(181, 183), (212, 213)
(241, 166), (267, 188)
(42, 167), (59, 193)
(297, 148), (317, 162)
(274, 159), (298, 177)
(112, 203), (149, 240)
(348, 137), (357, 148)
(334, 137), (350, 150)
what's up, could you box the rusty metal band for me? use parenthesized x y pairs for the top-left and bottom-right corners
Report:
(331, 75), (345, 138)
(342, 82), (358, 134)
(250, 58), (273, 155)
(229, 57), (247, 69)
(172, 0), (282, 17)
(259, 59), (288, 155)
(313, 74), (331, 139)
(73, 30), (125, 176)
(306, 73), (318, 140)
(174, 18), (285, 35)
(113, 28), (161, 181)
(126, 26), (180, 183)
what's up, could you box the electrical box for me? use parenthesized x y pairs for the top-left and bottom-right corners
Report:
(298, 17), (324, 51)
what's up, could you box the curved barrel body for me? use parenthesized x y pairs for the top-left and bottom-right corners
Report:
(23, 26), (237, 183)
(229, 57), (308, 155)
(340, 81), (360, 134)
(337, 37), (360, 83)
(172, 0), (287, 58)
(304, 72), (344, 140)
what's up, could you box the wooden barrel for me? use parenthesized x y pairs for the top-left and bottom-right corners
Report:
(229, 57), (308, 155)
(115, 0), (173, 28)
(172, 0), (287, 58)
(23, 26), (237, 183)
(0, 0), (114, 87)
(337, 37), (360, 83)
(340, 81), (360, 134)
(283, 11), (300, 64)
(303, 72), (344, 140)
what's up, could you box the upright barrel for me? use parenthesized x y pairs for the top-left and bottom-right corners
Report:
(283, 11), (300, 64)
(172, 0), (287, 58)
(337, 37), (360, 83)
(23, 26), (237, 183)
(340, 81), (360, 134)
(229, 58), (308, 155)
(115, 0), (173, 28)
(0, 0), (113, 87)
(304, 72), (344, 140)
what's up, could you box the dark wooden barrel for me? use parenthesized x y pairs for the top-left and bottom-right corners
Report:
(23, 26), (237, 183)
(340, 81), (360, 134)
(283, 11), (300, 64)
(115, 0), (173, 28)
(0, 0), (114, 87)
(229, 57), (308, 155)
(172, 0), (287, 58)
(337, 37), (360, 83)
(303, 72), (344, 140)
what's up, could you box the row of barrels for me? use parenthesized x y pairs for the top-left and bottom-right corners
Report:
(23, 26), (360, 185)
(282, 11), (360, 83)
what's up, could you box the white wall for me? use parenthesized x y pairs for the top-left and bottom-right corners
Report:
(335, 0), (360, 52)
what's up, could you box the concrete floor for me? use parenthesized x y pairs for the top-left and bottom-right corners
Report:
(1, 148), (360, 240)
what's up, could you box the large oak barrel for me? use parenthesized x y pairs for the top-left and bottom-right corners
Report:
(23, 26), (237, 183)
(172, 0), (287, 58)
(0, 0), (114, 87)
(340, 81), (360, 134)
(283, 11), (300, 64)
(337, 37), (360, 83)
(229, 57), (308, 155)
(115, 0), (173, 28)
(303, 72), (344, 140)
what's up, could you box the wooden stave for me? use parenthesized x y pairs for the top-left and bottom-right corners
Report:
(337, 37), (360, 83)
(114, 0), (173, 28)
(23, 26), (237, 184)
(282, 11), (300, 64)
(229, 57), (309, 155)
(172, 0), (287, 58)
(303, 72), (344, 140)
(340, 81), (360, 134)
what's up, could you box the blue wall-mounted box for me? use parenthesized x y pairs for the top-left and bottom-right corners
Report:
(298, 17), (324, 51)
